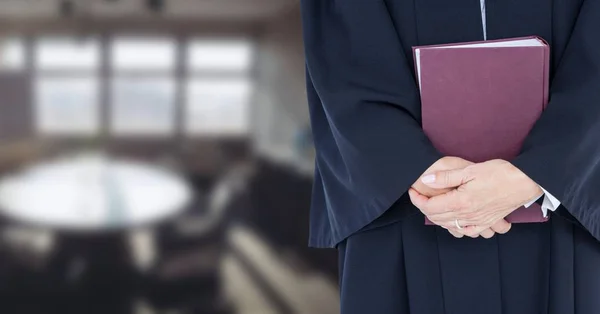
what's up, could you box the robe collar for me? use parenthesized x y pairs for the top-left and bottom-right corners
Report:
(414, 0), (554, 69)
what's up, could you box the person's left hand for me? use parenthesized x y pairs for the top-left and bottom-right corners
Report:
(408, 159), (542, 237)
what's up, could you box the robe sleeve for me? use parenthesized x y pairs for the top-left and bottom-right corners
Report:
(511, 0), (600, 240)
(301, 0), (442, 245)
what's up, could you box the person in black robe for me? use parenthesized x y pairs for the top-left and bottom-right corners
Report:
(301, 0), (600, 313)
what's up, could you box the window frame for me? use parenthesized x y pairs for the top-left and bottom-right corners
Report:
(109, 35), (179, 137)
(184, 37), (254, 137)
(33, 35), (102, 137)
(24, 33), (255, 139)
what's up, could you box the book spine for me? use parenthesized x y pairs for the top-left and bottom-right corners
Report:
(542, 45), (550, 110)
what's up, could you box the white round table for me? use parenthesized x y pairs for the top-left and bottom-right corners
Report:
(0, 153), (192, 231)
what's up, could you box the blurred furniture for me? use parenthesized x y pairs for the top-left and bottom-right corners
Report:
(247, 158), (338, 280)
(0, 152), (192, 314)
(0, 226), (59, 313)
(143, 163), (251, 314)
(0, 152), (191, 230)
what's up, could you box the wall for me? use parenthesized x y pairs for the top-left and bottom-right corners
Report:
(0, 73), (32, 141)
(252, 4), (313, 176)
(249, 4), (338, 279)
(0, 21), (262, 177)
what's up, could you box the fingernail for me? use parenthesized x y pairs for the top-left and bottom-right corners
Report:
(421, 174), (436, 184)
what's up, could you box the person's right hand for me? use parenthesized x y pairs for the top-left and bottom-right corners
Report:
(411, 156), (511, 239)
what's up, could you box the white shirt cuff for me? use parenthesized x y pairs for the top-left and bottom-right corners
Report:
(523, 186), (561, 217)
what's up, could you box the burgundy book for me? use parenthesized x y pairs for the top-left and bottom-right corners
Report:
(413, 36), (550, 225)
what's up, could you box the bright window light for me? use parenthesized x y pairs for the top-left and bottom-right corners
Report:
(35, 37), (100, 71)
(187, 39), (253, 72)
(35, 77), (99, 135)
(111, 77), (176, 136)
(185, 78), (251, 135)
(112, 37), (176, 71)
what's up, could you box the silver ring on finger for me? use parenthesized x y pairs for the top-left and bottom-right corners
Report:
(455, 219), (463, 230)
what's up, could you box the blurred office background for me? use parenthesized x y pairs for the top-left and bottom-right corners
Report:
(0, 0), (339, 313)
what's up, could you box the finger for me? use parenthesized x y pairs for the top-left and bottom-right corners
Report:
(465, 231), (480, 238)
(408, 188), (430, 209)
(479, 228), (496, 239)
(447, 229), (464, 238)
(490, 220), (512, 234)
(460, 225), (489, 238)
(427, 210), (468, 227)
(430, 216), (472, 230)
(430, 217), (477, 236)
(429, 218), (457, 230)
(419, 189), (464, 217)
(420, 167), (472, 189)
(425, 218), (456, 233)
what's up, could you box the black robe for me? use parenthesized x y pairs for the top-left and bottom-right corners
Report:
(302, 0), (600, 313)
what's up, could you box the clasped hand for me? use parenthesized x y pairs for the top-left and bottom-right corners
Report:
(409, 157), (542, 238)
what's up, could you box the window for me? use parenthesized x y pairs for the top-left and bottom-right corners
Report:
(34, 37), (100, 136)
(111, 77), (176, 135)
(185, 39), (253, 136)
(112, 37), (176, 71)
(35, 37), (99, 71)
(28, 35), (255, 138)
(187, 39), (253, 72)
(35, 77), (99, 135)
(110, 37), (176, 136)
(186, 79), (251, 135)
(0, 37), (25, 71)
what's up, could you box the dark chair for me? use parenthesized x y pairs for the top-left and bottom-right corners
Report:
(245, 158), (339, 280)
(43, 230), (138, 314)
(0, 226), (62, 313)
(143, 164), (251, 314)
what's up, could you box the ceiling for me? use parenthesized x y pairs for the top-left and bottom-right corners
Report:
(0, 0), (298, 21)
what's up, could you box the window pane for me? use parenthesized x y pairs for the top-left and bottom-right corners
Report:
(35, 37), (100, 70)
(111, 77), (175, 135)
(186, 79), (251, 135)
(187, 39), (252, 72)
(35, 77), (99, 135)
(0, 37), (25, 71)
(112, 37), (176, 71)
